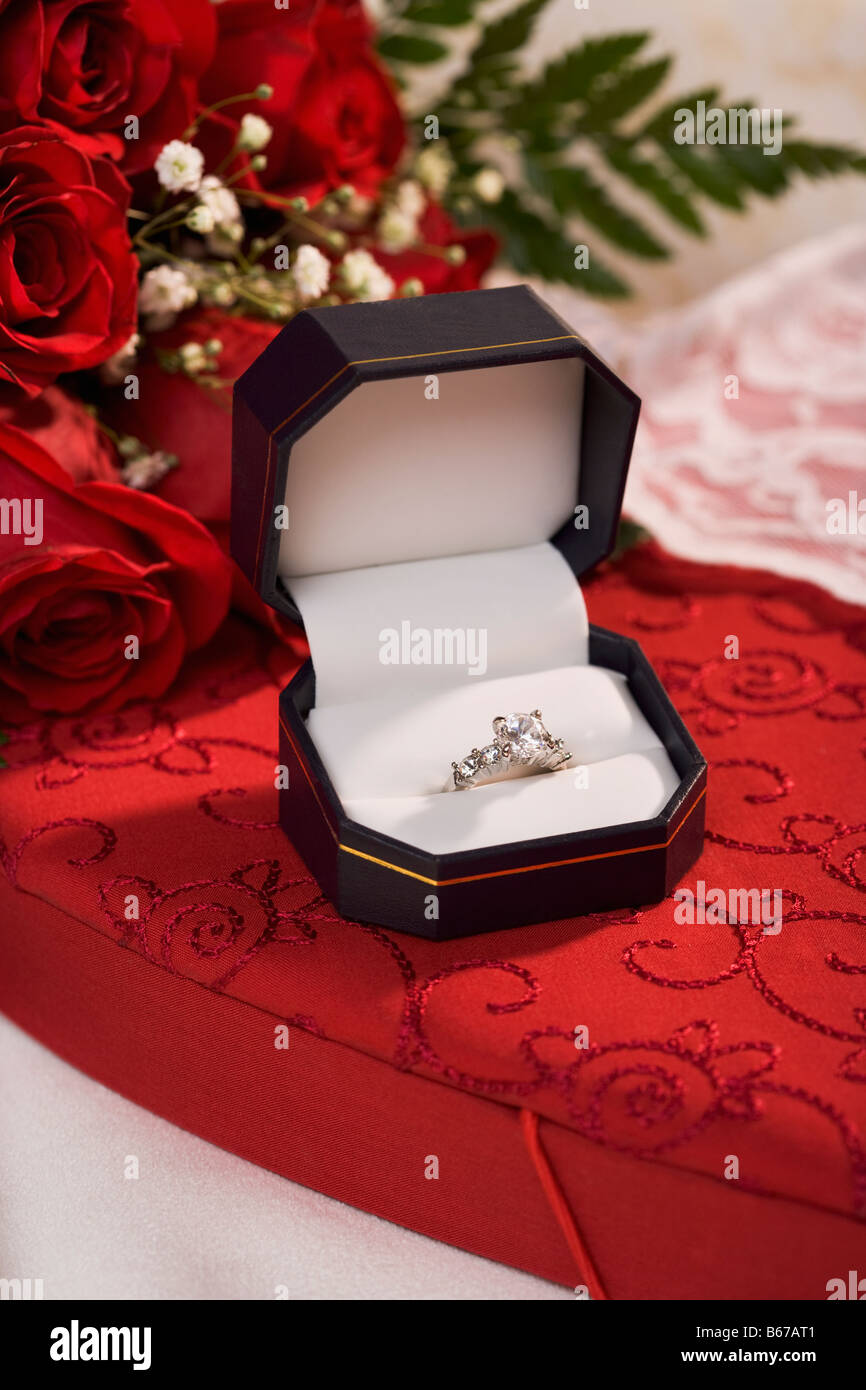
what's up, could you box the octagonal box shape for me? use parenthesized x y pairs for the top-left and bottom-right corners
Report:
(232, 285), (706, 940)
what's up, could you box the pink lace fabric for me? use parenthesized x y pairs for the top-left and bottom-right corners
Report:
(621, 225), (866, 605)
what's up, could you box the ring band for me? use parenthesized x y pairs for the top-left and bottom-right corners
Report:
(446, 710), (571, 791)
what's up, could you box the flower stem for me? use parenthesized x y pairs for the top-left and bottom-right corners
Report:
(183, 91), (271, 141)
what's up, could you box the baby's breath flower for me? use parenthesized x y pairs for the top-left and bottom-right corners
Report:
(154, 139), (204, 194)
(473, 167), (505, 203)
(339, 249), (395, 302)
(208, 225), (244, 258)
(238, 113), (273, 152)
(139, 265), (197, 324)
(377, 205), (417, 253)
(207, 281), (237, 307)
(121, 451), (177, 490)
(178, 342), (209, 374)
(186, 203), (215, 234)
(346, 191), (374, 220)
(293, 244), (331, 302)
(199, 175), (242, 233)
(414, 144), (453, 197)
(395, 179), (425, 219)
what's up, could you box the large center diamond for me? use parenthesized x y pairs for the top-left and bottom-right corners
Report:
(499, 712), (547, 762)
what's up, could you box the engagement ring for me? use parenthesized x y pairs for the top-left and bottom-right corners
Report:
(446, 710), (571, 791)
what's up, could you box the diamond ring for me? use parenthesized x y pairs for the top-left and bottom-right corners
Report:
(446, 710), (572, 791)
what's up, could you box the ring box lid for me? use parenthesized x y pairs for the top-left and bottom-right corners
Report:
(232, 285), (640, 627)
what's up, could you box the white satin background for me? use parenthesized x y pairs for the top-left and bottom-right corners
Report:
(4, 227), (864, 1300)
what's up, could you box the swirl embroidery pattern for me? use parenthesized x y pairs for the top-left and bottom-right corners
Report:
(2, 559), (866, 1234)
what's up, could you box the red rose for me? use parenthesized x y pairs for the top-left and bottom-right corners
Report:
(0, 422), (232, 721)
(0, 0), (216, 174)
(0, 129), (138, 398)
(0, 385), (120, 484)
(376, 202), (498, 294)
(202, 0), (404, 204)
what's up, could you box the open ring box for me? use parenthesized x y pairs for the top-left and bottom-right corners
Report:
(232, 285), (706, 940)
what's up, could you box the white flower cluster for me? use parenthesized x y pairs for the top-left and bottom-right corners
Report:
(154, 140), (204, 194)
(198, 175), (244, 252)
(473, 167), (505, 203)
(238, 113), (273, 152)
(376, 179), (425, 253)
(139, 266), (197, 330)
(293, 244), (330, 302)
(144, 131), (420, 329)
(153, 138), (244, 251)
(338, 249), (394, 302)
(414, 144), (453, 197)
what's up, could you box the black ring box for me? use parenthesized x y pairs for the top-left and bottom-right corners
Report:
(232, 284), (706, 940)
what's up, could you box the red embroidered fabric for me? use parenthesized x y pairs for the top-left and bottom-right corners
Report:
(2, 540), (866, 1297)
